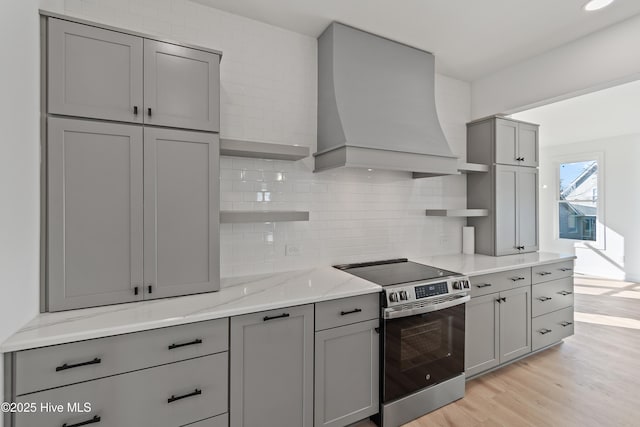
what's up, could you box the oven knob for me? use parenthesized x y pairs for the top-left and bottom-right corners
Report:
(452, 281), (462, 290)
(399, 290), (408, 300)
(389, 292), (399, 303)
(463, 280), (470, 289)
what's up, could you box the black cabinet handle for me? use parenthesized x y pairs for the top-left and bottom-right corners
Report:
(168, 339), (203, 350)
(56, 358), (101, 372)
(133, 286), (139, 296)
(510, 277), (525, 282)
(263, 313), (290, 322)
(558, 290), (573, 296)
(62, 415), (101, 427)
(537, 296), (552, 302)
(537, 272), (552, 276)
(501, 297), (506, 303)
(148, 285), (153, 294)
(477, 283), (492, 288)
(559, 268), (573, 272)
(560, 321), (573, 327)
(340, 308), (362, 316)
(495, 298), (502, 304)
(538, 328), (552, 335)
(133, 106), (138, 115)
(168, 389), (202, 404)
(148, 107), (152, 117)
(374, 327), (380, 334)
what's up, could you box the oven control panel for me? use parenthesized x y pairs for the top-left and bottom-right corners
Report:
(385, 277), (470, 307)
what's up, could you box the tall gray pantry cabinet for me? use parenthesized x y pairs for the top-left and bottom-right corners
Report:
(467, 116), (540, 256)
(42, 14), (222, 311)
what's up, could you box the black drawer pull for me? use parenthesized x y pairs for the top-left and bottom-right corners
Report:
(133, 106), (138, 115)
(537, 296), (552, 302)
(560, 321), (573, 327)
(340, 308), (363, 316)
(510, 277), (526, 282)
(537, 271), (552, 276)
(62, 415), (101, 427)
(168, 339), (203, 350)
(538, 328), (552, 335)
(476, 283), (492, 288)
(148, 107), (152, 117)
(559, 268), (573, 272)
(501, 297), (506, 303)
(56, 358), (101, 372)
(558, 290), (573, 296)
(168, 388), (202, 404)
(263, 313), (290, 322)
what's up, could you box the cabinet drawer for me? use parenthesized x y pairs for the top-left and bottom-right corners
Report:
(532, 277), (574, 317)
(183, 413), (228, 427)
(15, 352), (228, 427)
(532, 261), (574, 284)
(16, 318), (228, 395)
(315, 294), (380, 331)
(532, 307), (574, 351)
(469, 268), (531, 297)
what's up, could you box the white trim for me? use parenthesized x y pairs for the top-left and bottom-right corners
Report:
(553, 151), (606, 249)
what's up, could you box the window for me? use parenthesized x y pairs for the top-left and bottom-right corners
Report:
(558, 160), (598, 241)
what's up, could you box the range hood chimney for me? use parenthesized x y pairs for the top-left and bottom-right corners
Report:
(314, 23), (459, 176)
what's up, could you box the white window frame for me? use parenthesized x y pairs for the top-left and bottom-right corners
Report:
(553, 151), (606, 249)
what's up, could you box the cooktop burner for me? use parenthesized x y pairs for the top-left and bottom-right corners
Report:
(334, 258), (460, 287)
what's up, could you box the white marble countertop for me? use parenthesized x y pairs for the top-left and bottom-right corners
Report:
(1, 267), (381, 353)
(414, 252), (576, 276)
(1, 252), (576, 353)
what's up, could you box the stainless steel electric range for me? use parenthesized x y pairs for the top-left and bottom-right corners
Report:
(335, 258), (471, 427)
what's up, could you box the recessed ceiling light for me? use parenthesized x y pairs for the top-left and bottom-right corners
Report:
(584, 0), (615, 11)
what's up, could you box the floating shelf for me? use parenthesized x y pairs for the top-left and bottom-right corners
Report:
(425, 209), (489, 217)
(220, 211), (310, 224)
(220, 138), (309, 161)
(458, 162), (489, 174)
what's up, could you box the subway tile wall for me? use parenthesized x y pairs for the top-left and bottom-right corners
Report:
(58, 0), (471, 277)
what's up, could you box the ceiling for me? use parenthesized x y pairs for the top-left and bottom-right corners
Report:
(511, 79), (640, 147)
(191, 0), (640, 81)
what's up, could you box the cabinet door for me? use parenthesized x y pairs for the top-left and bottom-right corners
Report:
(48, 118), (143, 311)
(494, 165), (519, 255)
(465, 294), (500, 377)
(517, 167), (539, 253)
(495, 118), (519, 166)
(230, 305), (314, 427)
(144, 40), (220, 131)
(315, 319), (379, 427)
(499, 287), (531, 364)
(517, 123), (539, 167)
(48, 18), (143, 123)
(143, 128), (220, 299)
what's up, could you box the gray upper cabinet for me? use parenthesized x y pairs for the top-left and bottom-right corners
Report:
(495, 165), (519, 256)
(517, 166), (539, 252)
(230, 305), (314, 427)
(47, 118), (144, 311)
(144, 40), (220, 132)
(48, 18), (143, 123)
(47, 17), (220, 132)
(467, 117), (539, 167)
(143, 128), (220, 299)
(315, 319), (380, 427)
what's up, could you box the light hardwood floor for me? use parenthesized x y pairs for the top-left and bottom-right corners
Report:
(356, 275), (640, 427)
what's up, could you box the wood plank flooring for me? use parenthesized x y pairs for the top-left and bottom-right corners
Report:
(356, 275), (640, 427)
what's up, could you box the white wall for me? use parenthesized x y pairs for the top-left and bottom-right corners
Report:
(471, 14), (640, 119)
(49, 0), (471, 277)
(538, 134), (640, 281)
(0, 0), (45, 418)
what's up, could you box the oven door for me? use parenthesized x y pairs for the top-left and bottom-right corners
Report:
(383, 300), (466, 403)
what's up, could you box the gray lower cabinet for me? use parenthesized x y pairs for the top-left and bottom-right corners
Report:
(47, 18), (143, 124)
(466, 285), (531, 377)
(315, 319), (379, 427)
(230, 305), (314, 427)
(144, 39), (220, 132)
(47, 118), (144, 311)
(143, 128), (220, 299)
(14, 353), (228, 427)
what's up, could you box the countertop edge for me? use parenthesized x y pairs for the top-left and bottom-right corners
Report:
(462, 255), (577, 276)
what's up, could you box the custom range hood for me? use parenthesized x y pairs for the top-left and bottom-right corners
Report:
(315, 23), (459, 176)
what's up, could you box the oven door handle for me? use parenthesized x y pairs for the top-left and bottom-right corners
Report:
(383, 295), (470, 319)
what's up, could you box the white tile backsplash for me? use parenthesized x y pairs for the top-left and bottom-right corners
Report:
(58, 0), (472, 277)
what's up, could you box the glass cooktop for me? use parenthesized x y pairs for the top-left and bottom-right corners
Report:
(334, 258), (460, 287)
